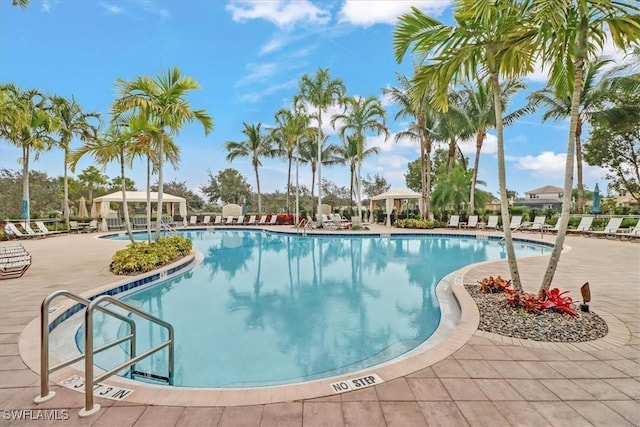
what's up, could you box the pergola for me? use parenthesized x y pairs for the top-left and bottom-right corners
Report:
(369, 188), (423, 227)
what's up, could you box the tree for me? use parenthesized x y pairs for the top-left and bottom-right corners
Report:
(200, 168), (252, 205)
(394, 1), (540, 291)
(527, 58), (616, 214)
(50, 95), (99, 228)
(533, 0), (640, 293)
(583, 88), (640, 202)
(152, 179), (205, 211)
(225, 123), (276, 213)
(12, 0), (29, 7)
(113, 67), (213, 240)
(432, 167), (486, 214)
(0, 84), (59, 223)
(331, 95), (388, 217)
(362, 173), (391, 199)
(77, 166), (108, 202)
(334, 134), (380, 214)
(295, 68), (346, 216)
(107, 177), (137, 192)
(297, 135), (342, 216)
(271, 107), (313, 214)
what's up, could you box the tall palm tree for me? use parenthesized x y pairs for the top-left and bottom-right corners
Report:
(270, 107), (313, 214)
(527, 58), (614, 214)
(454, 79), (526, 214)
(12, 0), (29, 7)
(295, 68), (346, 216)
(112, 67), (213, 239)
(297, 135), (342, 216)
(225, 123), (277, 214)
(334, 134), (381, 214)
(50, 96), (100, 228)
(0, 84), (58, 224)
(330, 96), (388, 217)
(69, 119), (137, 243)
(394, 1), (539, 292)
(532, 0), (640, 293)
(432, 167), (484, 214)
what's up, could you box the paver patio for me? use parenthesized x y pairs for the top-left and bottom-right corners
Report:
(0, 226), (638, 426)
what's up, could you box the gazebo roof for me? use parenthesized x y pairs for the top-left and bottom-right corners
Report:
(371, 189), (422, 201)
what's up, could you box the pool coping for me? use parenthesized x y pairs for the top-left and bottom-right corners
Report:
(18, 229), (626, 407)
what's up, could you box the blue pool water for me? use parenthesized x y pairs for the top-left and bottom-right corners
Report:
(82, 230), (550, 388)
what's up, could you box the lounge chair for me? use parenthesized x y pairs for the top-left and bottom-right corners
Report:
(202, 215), (211, 225)
(86, 219), (98, 233)
(235, 215), (245, 225)
(0, 251), (32, 279)
(464, 215), (479, 229)
(509, 216), (523, 230)
(305, 215), (320, 229)
(246, 215), (257, 225)
(257, 215), (268, 225)
(585, 217), (623, 239)
(615, 220), (640, 241)
(0, 243), (27, 255)
(34, 221), (55, 236)
(4, 223), (35, 240)
(189, 215), (197, 226)
(522, 216), (548, 232)
(269, 215), (278, 225)
(132, 217), (147, 229)
(69, 221), (82, 233)
(446, 215), (460, 228)
(567, 217), (594, 234)
(20, 222), (45, 238)
(224, 216), (235, 225)
(106, 217), (125, 231)
(485, 215), (499, 230)
(212, 215), (222, 225)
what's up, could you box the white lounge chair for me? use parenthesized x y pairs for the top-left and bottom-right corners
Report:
(213, 215), (222, 225)
(4, 223), (34, 240)
(485, 215), (499, 230)
(509, 216), (523, 230)
(257, 215), (268, 225)
(464, 215), (479, 229)
(567, 217), (594, 234)
(446, 215), (460, 228)
(225, 216), (234, 225)
(202, 215), (211, 225)
(268, 215), (278, 225)
(615, 220), (640, 241)
(20, 222), (44, 238)
(585, 217), (623, 239)
(235, 215), (245, 225)
(0, 248), (32, 279)
(528, 216), (548, 231)
(246, 215), (257, 225)
(189, 215), (197, 226)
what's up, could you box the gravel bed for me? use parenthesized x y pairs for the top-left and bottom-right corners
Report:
(465, 285), (608, 342)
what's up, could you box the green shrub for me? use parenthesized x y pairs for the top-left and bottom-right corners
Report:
(395, 219), (437, 229)
(110, 235), (192, 275)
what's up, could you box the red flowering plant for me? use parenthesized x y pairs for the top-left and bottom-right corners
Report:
(538, 288), (577, 316)
(478, 275), (512, 293)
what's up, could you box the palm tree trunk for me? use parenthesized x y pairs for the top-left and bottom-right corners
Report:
(576, 119), (584, 214)
(120, 152), (134, 244)
(446, 138), (457, 173)
(356, 162), (362, 218)
(63, 147), (69, 228)
(156, 132), (164, 240)
(425, 138), (433, 219)
(540, 17), (588, 294)
(254, 163), (262, 213)
(491, 69), (522, 292)
(146, 155), (151, 244)
(419, 114), (427, 220)
(286, 152), (293, 214)
(349, 163), (355, 215)
(317, 107), (323, 217)
(22, 145), (30, 223)
(311, 164), (316, 217)
(469, 131), (484, 215)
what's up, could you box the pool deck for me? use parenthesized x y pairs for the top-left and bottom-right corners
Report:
(0, 225), (638, 426)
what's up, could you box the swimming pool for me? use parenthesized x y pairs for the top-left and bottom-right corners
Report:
(79, 230), (550, 388)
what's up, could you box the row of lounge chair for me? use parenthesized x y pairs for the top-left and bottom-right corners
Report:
(0, 243), (31, 279)
(4, 221), (65, 239)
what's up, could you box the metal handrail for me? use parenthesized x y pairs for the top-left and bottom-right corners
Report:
(34, 290), (136, 405)
(81, 295), (174, 417)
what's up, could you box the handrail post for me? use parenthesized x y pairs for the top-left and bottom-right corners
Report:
(79, 306), (100, 417)
(34, 299), (55, 403)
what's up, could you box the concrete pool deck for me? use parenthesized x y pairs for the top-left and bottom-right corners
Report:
(0, 226), (638, 426)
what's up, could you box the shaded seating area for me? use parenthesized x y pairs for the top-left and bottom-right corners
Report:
(132, 217), (148, 229)
(0, 243), (32, 280)
(106, 217), (125, 230)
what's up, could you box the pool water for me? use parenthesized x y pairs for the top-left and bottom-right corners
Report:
(81, 230), (549, 387)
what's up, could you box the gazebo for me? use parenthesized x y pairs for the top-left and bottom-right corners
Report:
(369, 189), (423, 227)
(90, 191), (187, 231)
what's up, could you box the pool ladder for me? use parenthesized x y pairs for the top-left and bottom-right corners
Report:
(34, 290), (174, 418)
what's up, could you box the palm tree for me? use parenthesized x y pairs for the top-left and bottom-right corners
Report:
(112, 67), (213, 240)
(225, 123), (277, 214)
(12, 0), (29, 7)
(334, 134), (381, 214)
(527, 58), (615, 215)
(295, 68), (346, 216)
(455, 79), (526, 214)
(432, 167), (487, 214)
(394, 1), (539, 292)
(532, 0), (640, 293)
(330, 96), (388, 217)
(0, 84), (58, 224)
(50, 96), (100, 228)
(270, 107), (313, 214)
(77, 166), (108, 202)
(69, 119), (137, 243)
(297, 135), (342, 216)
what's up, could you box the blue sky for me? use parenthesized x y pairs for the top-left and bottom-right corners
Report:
(0, 0), (628, 200)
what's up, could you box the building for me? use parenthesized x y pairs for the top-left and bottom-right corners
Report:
(515, 185), (564, 210)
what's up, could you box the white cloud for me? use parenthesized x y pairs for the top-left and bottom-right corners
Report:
(226, 0), (330, 28)
(238, 79), (298, 103)
(516, 151), (567, 177)
(260, 36), (287, 55)
(236, 63), (279, 87)
(101, 3), (124, 14)
(41, 0), (51, 13)
(338, 0), (451, 27)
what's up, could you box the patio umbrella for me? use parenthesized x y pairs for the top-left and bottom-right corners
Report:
(78, 196), (89, 219)
(592, 183), (601, 215)
(21, 195), (28, 220)
(242, 197), (247, 215)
